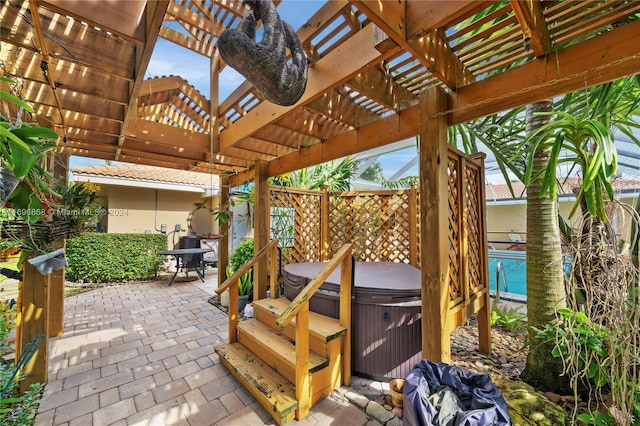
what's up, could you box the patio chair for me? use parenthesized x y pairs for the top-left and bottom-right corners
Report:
(178, 235), (204, 276)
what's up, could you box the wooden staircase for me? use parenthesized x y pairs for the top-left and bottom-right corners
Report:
(214, 242), (354, 425)
(215, 297), (347, 424)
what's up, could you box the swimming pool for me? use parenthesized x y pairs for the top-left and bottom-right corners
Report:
(488, 250), (571, 302)
(488, 250), (527, 302)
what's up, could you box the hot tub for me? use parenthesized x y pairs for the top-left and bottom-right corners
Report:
(282, 261), (423, 381)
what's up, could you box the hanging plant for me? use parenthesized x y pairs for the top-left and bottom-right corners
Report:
(0, 76), (59, 223)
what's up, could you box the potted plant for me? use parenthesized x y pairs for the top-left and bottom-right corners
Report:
(228, 239), (255, 312)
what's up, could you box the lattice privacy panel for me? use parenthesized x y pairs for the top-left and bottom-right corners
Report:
(465, 164), (483, 295)
(447, 156), (463, 306)
(328, 191), (414, 263)
(269, 186), (322, 265)
(267, 148), (486, 310)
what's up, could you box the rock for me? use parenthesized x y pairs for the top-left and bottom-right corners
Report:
(386, 417), (403, 426)
(544, 391), (563, 404)
(365, 401), (394, 424)
(391, 406), (403, 419)
(491, 373), (568, 426)
(344, 389), (370, 409)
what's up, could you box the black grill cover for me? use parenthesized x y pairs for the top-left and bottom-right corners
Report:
(404, 359), (511, 426)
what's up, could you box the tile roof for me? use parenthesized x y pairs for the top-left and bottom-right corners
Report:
(72, 165), (219, 188)
(486, 177), (640, 201)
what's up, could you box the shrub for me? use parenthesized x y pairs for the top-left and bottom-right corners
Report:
(229, 239), (255, 297)
(66, 233), (167, 283)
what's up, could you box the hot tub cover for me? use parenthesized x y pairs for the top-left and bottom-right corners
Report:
(404, 359), (511, 426)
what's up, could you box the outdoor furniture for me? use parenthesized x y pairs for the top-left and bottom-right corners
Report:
(158, 247), (212, 286)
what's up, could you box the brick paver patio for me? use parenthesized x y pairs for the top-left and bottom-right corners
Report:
(34, 279), (380, 426)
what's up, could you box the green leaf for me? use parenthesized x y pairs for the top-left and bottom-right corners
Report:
(7, 139), (38, 177)
(0, 88), (34, 114)
(10, 125), (59, 140)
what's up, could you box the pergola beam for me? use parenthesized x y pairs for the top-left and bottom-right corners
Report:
(219, 22), (400, 151)
(268, 18), (640, 177)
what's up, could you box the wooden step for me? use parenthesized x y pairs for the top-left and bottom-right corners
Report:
(214, 342), (298, 425)
(252, 297), (347, 354)
(237, 318), (328, 382)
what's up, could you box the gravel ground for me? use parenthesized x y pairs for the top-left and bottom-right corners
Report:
(450, 320), (528, 381)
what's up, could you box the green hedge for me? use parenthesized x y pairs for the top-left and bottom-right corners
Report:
(66, 233), (168, 283)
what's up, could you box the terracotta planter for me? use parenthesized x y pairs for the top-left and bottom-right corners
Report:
(389, 378), (405, 408)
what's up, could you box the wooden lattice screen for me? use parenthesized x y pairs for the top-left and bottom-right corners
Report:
(268, 148), (487, 312)
(327, 189), (418, 264)
(269, 186), (323, 265)
(445, 149), (489, 320)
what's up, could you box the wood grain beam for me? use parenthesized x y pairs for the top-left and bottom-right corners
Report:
(268, 107), (419, 177)
(219, 22), (400, 151)
(115, 0), (170, 160)
(305, 88), (381, 127)
(347, 65), (418, 112)
(450, 18), (640, 124)
(353, 1), (474, 90)
(38, 0), (147, 44)
(509, 0), (551, 56)
(405, 1), (490, 38)
(269, 18), (640, 177)
(159, 25), (214, 57)
(127, 119), (210, 152)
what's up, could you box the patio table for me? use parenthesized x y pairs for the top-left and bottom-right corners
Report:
(159, 247), (213, 286)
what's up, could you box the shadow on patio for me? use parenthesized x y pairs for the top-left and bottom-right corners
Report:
(34, 275), (378, 426)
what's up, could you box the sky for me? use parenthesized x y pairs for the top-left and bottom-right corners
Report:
(70, 1), (419, 180)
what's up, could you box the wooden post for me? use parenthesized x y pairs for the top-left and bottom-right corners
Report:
(294, 305), (310, 419)
(19, 261), (50, 393)
(48, 264), (64, 337)
(253, 160), (269, 300)
(217, 174), (230, 288)
(473, 153), (492, 354)
(339, 252), (352, 386)
(419, 86), (452, 363)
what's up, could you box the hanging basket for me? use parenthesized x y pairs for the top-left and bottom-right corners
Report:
(0, 220), (72, 246)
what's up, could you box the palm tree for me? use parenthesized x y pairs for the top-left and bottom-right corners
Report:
(519, 101), (569, 391)
(274, 157), (356, 191)
(453, 77), (640, 392)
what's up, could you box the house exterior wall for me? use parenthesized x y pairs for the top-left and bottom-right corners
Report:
(486, 194), (639, 251)
(96, 185), (218, 248)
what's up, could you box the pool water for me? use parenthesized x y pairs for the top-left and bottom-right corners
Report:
(488, 250), (571, 302)
(488, 250), (527, 299)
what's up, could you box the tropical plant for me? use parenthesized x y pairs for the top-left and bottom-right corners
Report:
(273, 157), (356, 191)
(1, 76), (59, 224)
(490, 304), (527, 332)
(534, 303), (640, 426)
(520, 101), (569, 392)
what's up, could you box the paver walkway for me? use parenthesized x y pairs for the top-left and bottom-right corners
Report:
(34, 278), (380, 426)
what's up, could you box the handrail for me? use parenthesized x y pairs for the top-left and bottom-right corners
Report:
(275, 243), (353, 328)
(216, 239), (279, 295)
(495, 261), (508, 302)
(216, 239), (279, 343)
(275, 243), (353, 418)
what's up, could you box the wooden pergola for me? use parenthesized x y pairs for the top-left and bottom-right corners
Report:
(2, 0), (640, 390)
